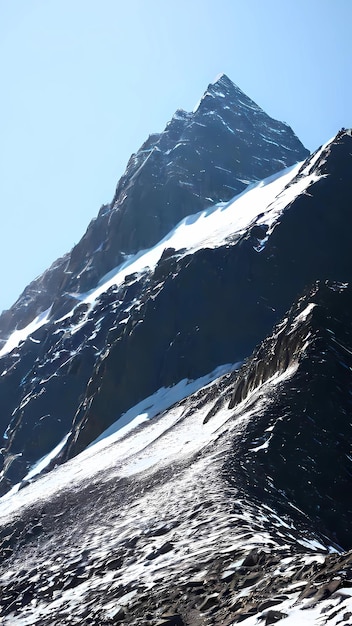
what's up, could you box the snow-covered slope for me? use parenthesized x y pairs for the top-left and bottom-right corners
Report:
(0, 153), (317, 356)
(69, 156), (318, 308)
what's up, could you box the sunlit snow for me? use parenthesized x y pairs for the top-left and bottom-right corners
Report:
(90, 361), (240, 446)
(0, 307), (51, 358)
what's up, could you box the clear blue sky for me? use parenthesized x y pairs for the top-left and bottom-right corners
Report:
(0, 0), (351, 313)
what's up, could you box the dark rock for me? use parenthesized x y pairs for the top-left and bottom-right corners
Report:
(156, 614), (185, 626)
(225, 280), (352, 549)
(105, 556), (123, 570)
(264, 611), (288, 625)
(258, 599), (286, 612)
(158, 541), (174, 555)
(112, 606), (125, 622)
(146, 541), (174, 561)
(242, 549), (266, 567)
(199, 594), (219, 611)
(28, 523), (43, 537)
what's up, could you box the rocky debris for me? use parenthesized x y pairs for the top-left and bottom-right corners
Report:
(262, 611), (288, 625)
(1, 385), (352, 626)
(156, 614), (185, 626)
(224, 281), (352, 549)
(146, 541), (174, 560)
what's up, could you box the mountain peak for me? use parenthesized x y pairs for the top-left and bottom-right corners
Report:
(194, 73), (263, 116)
(209, 72), (242, 91)
(0, 75), (309, 346)
(209, 71), (231, 85)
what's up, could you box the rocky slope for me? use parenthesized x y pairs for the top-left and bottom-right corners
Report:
(1, 282), (352, 625)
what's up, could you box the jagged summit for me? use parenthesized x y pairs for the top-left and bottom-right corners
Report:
(210, 71), (228, 83)
(206, 72), (244, 94)
(194, 72), (262, 114)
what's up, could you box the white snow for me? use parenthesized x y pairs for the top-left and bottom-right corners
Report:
(236, 587), (352, 626)
(260, 134), (280, 147)
(250, 435), (272, 452)
(2, 432), (72, 499)
(91, 362), (239, 446)
(294, 302), (316, 324)
(0, 307), (52, 358)
(25, 432), (72, 481)
(210, 72), (226, 85)
(297, 537), (327, 551)
(0, 362), (240, 519)
(0, 352), (300, 524)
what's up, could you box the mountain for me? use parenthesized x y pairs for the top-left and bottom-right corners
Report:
(0, 74), (310, 494)
(1, 75), (352, 624)
(0, 73), (308, 340)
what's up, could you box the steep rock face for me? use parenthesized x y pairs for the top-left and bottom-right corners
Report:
(224, 280), (352, 549)
(0, 74), (308, 340)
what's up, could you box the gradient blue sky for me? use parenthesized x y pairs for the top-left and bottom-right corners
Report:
(1, 0), (351, 313)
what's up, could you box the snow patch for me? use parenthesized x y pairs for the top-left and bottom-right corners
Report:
(0, 307), (52, 358)
(25, 432), (72, 481)
(91, 362), (240, 447)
